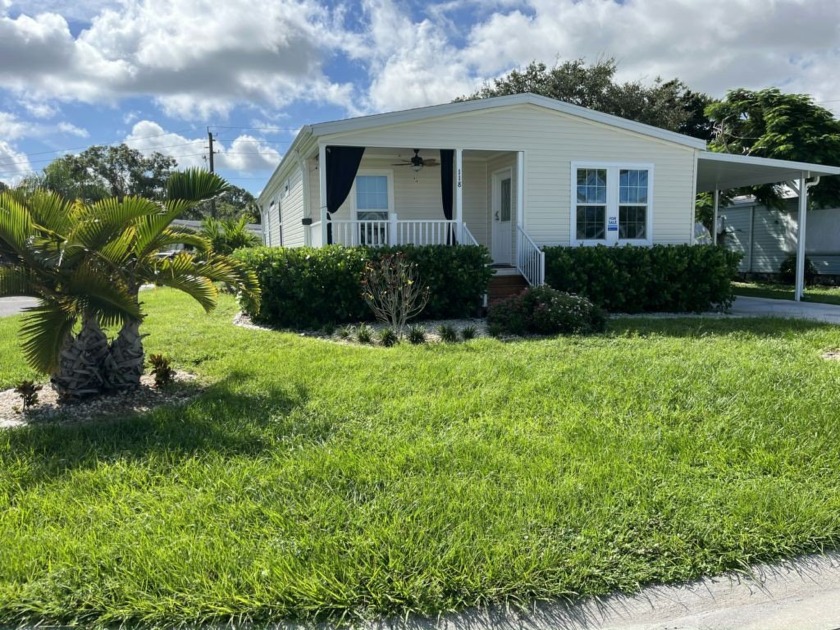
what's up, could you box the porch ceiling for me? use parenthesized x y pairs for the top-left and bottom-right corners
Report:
(696, 152), (840, 192)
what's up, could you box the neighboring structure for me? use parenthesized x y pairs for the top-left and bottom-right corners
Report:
(722, 198), (840, 279)
(259, 93), (840, 295)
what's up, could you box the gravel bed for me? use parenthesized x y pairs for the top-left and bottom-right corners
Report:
(0, 371), (201, 429)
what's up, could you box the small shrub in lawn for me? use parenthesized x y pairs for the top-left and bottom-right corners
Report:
(487, 322), (505, 338)
(379, 328), (400, 347)
(407, 325), (427, 345)
(356, 323), (374, 344)
(461, 324), (478, 341)
(437, 324), (459, 343)
(148, 354), (176, 388)
(14, 380), (42, 411)
(780, 253), (818, 285)
(338, 325), (353, 339)
(488, 286), (606, 336)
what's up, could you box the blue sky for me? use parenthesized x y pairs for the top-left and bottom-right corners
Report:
(1, 0), (839, 195)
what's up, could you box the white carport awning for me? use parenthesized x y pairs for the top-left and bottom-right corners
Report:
(697, 152), (840, 192)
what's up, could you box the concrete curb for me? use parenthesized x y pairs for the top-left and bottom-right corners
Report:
(368, 553), (840, 630)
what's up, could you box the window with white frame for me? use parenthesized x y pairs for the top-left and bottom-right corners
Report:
(572, 163), (653, 245)
(354, 173), (391, 246)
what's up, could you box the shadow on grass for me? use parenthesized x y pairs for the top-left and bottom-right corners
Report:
(0, 373), (310, 487)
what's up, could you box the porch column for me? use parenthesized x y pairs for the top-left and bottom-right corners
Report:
(318, 143), (327, 246)
(713, 189), (720, 245)
(455, 148), (463, 241)
(795, 172), (807, 302)
(516, 152), (525, 228)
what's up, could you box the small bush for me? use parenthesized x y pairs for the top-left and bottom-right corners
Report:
(779, 253), (818, 285)
(148, 354), (175, 388)
(543, 244), (741, 312)
(338, 325), (353, 339)
(488, 286), (606, 336)
(356, 324), (374, 344)
(407, 325), (427, 345)
(14, 380), (42, 411)
(379, 328), (400, 347)
(437, 324), (459, 343)
(460, 325), (478, 341)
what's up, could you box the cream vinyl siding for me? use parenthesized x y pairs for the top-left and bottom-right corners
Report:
(320, 103), (696, 245)
(262, 166), (305, 247)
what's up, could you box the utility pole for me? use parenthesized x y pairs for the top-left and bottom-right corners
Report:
(207, 128), (217, 218)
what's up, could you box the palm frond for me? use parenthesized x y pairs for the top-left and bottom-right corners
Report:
(0, 191), (34, 258)
(166, 169), (230, 203)
(65, 263), (141, 326)
(19, 302), (78, 374)
(153, 253), (219, 312)
(72, 196), (161, 253)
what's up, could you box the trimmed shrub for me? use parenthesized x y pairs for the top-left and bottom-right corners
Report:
(379, 328), (400, 347)
(779, 253), (818, 285)
(487, 286), (606, 336)
(543, 244), (741, 313)
(234, 244), (492, 328)
(437, 324), (459, 343)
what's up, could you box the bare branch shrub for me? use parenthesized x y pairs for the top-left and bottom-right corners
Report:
(361, 253), (430, 336)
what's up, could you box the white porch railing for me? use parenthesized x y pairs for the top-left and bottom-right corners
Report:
(461, 223), (479, 246)
(516, 225), (545, 286)
(308, 213), (481, 248)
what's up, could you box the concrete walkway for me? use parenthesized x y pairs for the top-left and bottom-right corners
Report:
(730, 296), (840, 324)
(368, 553), (840, 630)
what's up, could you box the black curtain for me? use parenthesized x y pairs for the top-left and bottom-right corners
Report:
(440, 149), (455, 244)
(325, 146), (365, 244)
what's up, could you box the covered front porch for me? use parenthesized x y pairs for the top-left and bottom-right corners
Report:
(306, 145), (544, 285)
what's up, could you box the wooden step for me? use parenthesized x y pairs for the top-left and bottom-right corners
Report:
(488, 273), (528, 302)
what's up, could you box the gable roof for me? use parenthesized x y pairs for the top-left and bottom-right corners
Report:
(306, 93), (708, 150)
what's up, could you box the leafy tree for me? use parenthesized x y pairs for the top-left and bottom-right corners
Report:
(187, 184), (260, 222)
(0, 170), (260, 398)
(459, 58), (715, 140)
(20, 144), (176, 203)
(706, 88), (840, 207)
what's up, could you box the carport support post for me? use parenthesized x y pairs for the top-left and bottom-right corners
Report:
(455, 149), (463, 241)
(713, 189), (720, 245)
(795, 173), (807, 302)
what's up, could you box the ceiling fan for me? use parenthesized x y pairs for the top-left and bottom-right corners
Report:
(392, 149), (439, 172)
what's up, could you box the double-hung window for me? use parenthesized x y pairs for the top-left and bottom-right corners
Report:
(572, 163), (653, 246)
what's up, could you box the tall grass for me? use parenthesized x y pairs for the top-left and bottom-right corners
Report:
(1, 288), (840, 626)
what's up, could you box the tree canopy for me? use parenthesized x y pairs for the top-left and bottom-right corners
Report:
(706, 88), (840, 207)
(19, 144), (176, 203)
(459, 58), (715, 141)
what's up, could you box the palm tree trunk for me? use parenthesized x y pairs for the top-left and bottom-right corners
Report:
(106, 317), (145, 391)
(51, 314), (110, 400)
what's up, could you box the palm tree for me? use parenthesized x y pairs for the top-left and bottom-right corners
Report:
(0, 189), (141, 397)
(0, 170), (260, 399)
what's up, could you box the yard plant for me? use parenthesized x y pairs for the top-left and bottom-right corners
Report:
(0, 171), (260, 398)
(2, 290), (840, 627)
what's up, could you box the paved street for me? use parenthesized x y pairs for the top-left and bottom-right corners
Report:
(0, 296), (38, 317)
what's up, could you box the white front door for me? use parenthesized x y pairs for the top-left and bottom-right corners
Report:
(492, 170), (513, 265)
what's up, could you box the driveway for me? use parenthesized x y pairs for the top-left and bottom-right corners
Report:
(730, 296), (840, 324)
(0, 296), (38, 317)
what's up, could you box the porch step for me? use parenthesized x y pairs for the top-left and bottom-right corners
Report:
(488, 272), (529, 303)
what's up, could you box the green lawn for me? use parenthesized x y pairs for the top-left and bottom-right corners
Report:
(2, 288), (840, 627)
(733, 281), (840, 305)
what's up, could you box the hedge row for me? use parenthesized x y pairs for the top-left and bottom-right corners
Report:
(543, 244), (742, 313)
(234, 245), (493, 329)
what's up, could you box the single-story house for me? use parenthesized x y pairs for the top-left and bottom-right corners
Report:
(259, 93), (840, 297)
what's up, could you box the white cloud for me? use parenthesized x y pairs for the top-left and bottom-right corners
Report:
(124, 120), (280, 173)
(0, 140), (33, 184)
(0, 0), (360, 119)
(0, 111), (27, 139)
